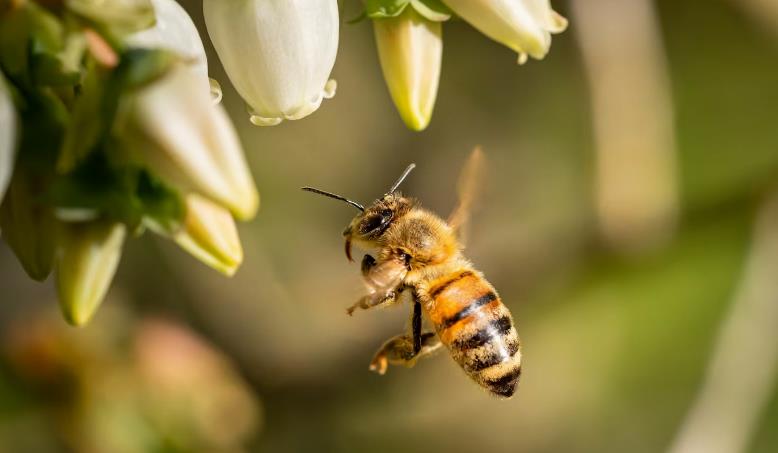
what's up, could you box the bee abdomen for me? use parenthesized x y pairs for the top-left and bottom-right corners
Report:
(427, 271), (522, 398)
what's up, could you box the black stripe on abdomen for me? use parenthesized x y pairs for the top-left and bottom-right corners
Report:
(485, 367), (522, 397)
(429, 271), (474, 298)
(453, 316), (512, 350)
(464, 339), (520, 373)
(441, 291), (497, 329)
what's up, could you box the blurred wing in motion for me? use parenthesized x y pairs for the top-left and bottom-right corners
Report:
(448, 147), (486, 245)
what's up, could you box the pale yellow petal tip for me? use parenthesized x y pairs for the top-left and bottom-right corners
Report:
(231, 189), (260, 222)
(60, 305), (98, 327)
(400, 111), (432, 131)
(323, 79), (337, 99)
(210, 78), (223, 104)
(174, 233), (243, 277)
(249, 114), (283, 127)
(175, 194), (245, 276)
(56, 223), (126, 328)
(247, 81), (337, 126)
(549, 11), (568, 33)
(517, 52), (529, 65)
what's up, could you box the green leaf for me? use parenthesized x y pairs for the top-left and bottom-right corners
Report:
(410, 0), (453, 21)
(135, 170), (185, 234)
(365, 0), (410, 19)
(65, 0), (155, 36)
(49, 152), (184, 235)
(31, 52), (81, 86)
(0, 82), (66, 281)
(48, 153), (143, 229)
(58, 48), (175, 174)
(118, 48), (177, 90)
(0, 1), (69, 86)
(58, 60), (109, 173)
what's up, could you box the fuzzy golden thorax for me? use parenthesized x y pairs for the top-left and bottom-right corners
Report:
(342, 194), (460, 268)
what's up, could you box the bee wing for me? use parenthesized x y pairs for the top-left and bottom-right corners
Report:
(447, 147), (485, 244)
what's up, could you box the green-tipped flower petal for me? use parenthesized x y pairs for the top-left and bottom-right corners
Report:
(124, 66), (259, 221)
(173, 194), (243, 277)
(441, 0), (567, 63)
(374, 7), (442, 131)
(57, 222), (126, 327)
(0, 73), (16, 205)
(203, 0), (339, 126)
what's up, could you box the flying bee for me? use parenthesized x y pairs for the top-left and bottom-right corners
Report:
(302, 149), (521, 398)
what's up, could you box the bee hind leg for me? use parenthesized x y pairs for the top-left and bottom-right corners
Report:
(369, 332), (442, 375)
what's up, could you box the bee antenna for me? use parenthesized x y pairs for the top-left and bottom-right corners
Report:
(387, 163), (416, 195)
(302, 187), (365, 212)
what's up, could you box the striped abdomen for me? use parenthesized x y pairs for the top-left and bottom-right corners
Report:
(426, 270), (521, 398)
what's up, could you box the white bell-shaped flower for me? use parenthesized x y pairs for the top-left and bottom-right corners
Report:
(442, 0), (567, 63)
(121, 65), (259, 221)
(126, 0), (221, 101)
(203, 0), (339, 126)
(0, 74), (17, 205)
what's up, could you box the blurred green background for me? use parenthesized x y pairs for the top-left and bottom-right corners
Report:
(2, 0), (778, 452)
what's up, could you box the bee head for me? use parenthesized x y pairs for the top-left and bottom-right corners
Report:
(302, 164), (416, 262)
(341, 194), (414, 260)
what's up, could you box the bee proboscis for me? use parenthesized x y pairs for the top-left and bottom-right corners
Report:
(303, 149), (521, 398)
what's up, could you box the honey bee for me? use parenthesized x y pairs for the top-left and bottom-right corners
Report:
(302, 149), (521, 398)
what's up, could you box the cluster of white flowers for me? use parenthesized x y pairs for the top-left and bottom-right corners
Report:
(0, 0), (258, 326)
(167, 0), (566, 130)
(0, 0), (565, 326)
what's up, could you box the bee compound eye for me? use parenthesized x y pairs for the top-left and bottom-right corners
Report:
(360, 215), (383, 234)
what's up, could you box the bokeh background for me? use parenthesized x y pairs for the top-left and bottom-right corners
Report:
(2, 0), (778, 451)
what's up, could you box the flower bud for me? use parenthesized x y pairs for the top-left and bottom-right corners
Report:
(442, 0), (567, 63)
(0, 73), (16, 205)
(0, 172), (58, 281)
(173, 194), (243, 277)
(203, 0), (339, 126)
(373, 7), (442, 131)
(126, 0), (221, 102)
(121, 65), (259, 221)
(57, 222), (126, 327)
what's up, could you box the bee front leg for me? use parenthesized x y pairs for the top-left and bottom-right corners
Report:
(369, 332), (442, 375)
(347, 288), (400, 316)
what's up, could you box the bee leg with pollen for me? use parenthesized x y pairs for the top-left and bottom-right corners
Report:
(369, 332), (442, 375)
